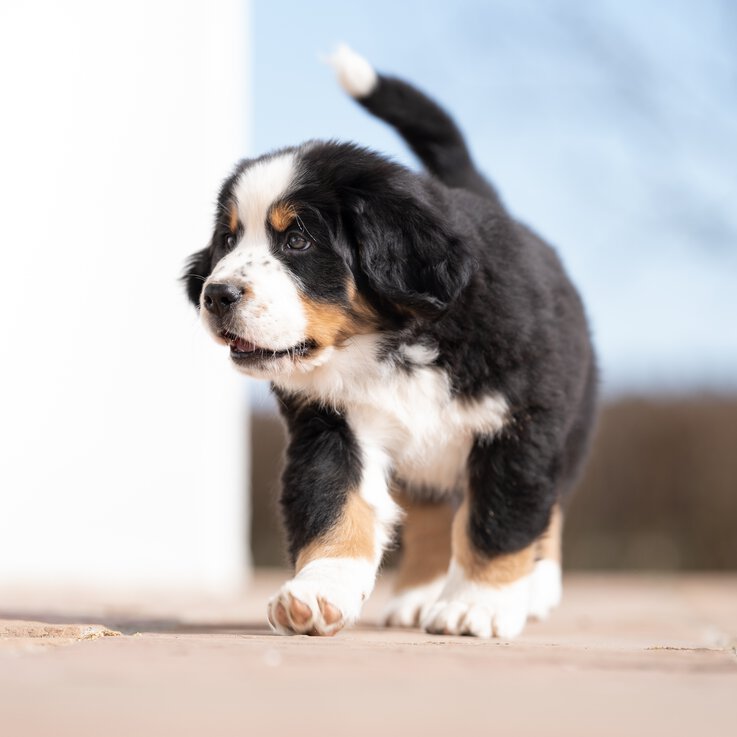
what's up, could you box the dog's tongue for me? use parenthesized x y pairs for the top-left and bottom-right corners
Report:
(232, 338), (258, 353)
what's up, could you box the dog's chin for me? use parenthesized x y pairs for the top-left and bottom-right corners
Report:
(219, 330), (319, 378)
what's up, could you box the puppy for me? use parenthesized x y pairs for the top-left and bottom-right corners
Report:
(184, 46), (597, 639)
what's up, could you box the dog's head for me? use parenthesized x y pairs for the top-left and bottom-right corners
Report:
(184, 142), (473, 378)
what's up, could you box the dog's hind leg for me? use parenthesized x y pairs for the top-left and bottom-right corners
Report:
(529, 504), (563, 621)
(381, 495), (454, 628)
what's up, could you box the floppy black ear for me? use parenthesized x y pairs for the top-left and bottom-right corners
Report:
(350, 189), (474, 315)
(182, 245), (212, 307)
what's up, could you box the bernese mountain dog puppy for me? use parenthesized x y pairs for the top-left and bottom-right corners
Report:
(184, 45), (597, 639)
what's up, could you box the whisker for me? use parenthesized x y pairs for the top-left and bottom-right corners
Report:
(295, 214), (317, 242)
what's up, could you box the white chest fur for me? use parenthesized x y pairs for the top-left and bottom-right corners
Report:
(276, 335), (509, 495)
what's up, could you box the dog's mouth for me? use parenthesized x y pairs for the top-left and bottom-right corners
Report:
(220, 331), (315, 363)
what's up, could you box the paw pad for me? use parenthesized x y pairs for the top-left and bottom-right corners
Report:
(288, 596), (313, 626)
(268, 589), (346, 636)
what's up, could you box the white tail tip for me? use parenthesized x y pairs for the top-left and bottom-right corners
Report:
(326, 43), (378, 99)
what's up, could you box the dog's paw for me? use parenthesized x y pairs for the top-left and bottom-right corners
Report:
(268, 587), (345, 636)
(528, 559), (562, 621)
(267, 558), (375, 636)
(421, 563), (532, 639)
(381, 577), (445, 628)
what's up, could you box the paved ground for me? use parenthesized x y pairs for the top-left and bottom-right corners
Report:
(1, 571), (735, 736)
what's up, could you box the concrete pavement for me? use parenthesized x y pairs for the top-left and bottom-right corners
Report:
(1, 571), (735, 736)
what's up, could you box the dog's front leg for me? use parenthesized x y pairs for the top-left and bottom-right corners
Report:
(422, 412), (565, 640)
(268, 401), (398, 636)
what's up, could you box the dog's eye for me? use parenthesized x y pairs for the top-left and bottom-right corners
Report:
(225, 234), (237, 250)
(285, 232), (311, 251)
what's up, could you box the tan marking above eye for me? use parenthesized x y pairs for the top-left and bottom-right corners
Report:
(268, 202), (297, 232)
(228, 202), (240, 233)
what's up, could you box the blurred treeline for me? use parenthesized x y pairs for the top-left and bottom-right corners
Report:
(250, 396), (737, 570)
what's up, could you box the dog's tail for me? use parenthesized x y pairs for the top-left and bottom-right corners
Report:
(328, 44), (499, 203)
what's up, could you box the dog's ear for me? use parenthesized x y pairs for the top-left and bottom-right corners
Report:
(182, 245), (212, 307)
(349, 189), (474, 315)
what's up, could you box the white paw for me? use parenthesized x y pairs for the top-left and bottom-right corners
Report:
(326, 43), (378, 98)
(528, 559), (562, 621)
(267, 558), (375, 636)
(421, 561), (532, 639)
(381, 577), (445, 628)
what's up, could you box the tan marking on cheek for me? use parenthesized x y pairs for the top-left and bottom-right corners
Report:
(228, 202), (239, 233)
(346, 282), (380, 331)
(268, 202), (296, 232)
(452, 500), (535, 585)
(299, 295), (352, 346)
(299, 278), (380, 347)
(295, 493), (375, 572)
(535, 504), (563, 563)
(393, 491), (454, 591)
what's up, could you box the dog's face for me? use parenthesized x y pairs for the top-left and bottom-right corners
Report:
(184, 142), (473, 378)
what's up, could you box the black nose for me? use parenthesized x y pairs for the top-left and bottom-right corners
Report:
(203, 283), (243, 318)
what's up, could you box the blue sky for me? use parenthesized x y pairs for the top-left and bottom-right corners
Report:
(253, 0), (737, 395)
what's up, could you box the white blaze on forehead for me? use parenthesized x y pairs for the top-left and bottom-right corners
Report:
(204, 151), (309, 355)
(233, 152), (297, 236)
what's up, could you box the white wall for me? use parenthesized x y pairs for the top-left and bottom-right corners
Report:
(0, 1), (251, 591)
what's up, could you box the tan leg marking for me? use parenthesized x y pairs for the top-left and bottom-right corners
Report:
(422, 500), (558, 637)
(528, 504), (564, 621)
(295, 492), (375, 572)
(394, 497), (453, 591)
(270, 494), (377, 636)
(228, 201), (240, 233)
(535, 503), (563, 563)
(452, 500), (536, 585)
